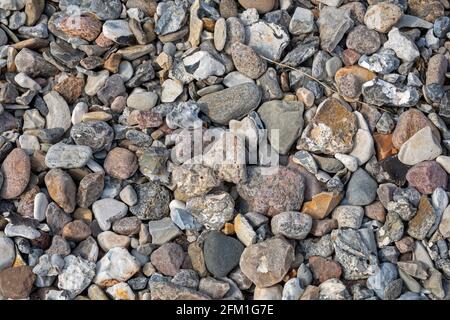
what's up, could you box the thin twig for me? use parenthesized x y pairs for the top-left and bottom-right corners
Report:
(260, 55), (390, 113)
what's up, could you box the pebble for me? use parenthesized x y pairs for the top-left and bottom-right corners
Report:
(94, 247), (140, 286)
(92, 198), (128, 231)
(406, 161), (447, 195)
(104, 147), (138, 180)
(150, 243), (185, 276)
(45, 143), (92, 169)
(258, 100), (304, 155)
(127, 91), (158, 111)
(0, 148), (30, 199)
(239, 237), (294, 288)
(298, 98), (357, 155)
(364, 3), (403, 33)
(148, 217), (181, 245)
(398, 126), (442, 165)
(198, 82), (261, 125)
(0, 237), (15, 272)
(237, 166), (305, 216)
(186, 192), (235, 230)
(231, 42), (267, 79)
(45, 169), (76, 213)
(0, 266), (35, 299)
(0, 0), (448, 301)
(270, 211), (312, 240)
(384, 28), (420, 62)
(346, 169), (378, 206)
(203, 231), (244, 277)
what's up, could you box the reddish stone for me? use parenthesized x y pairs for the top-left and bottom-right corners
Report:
(342, 48), (361, 66)
(60, 15), (103, 42)
(310, 218), (338, 237)
(0, 148), (31, 199)
(395, 236), (415, 253)
(150, 243), (185, 276)
(406, 161), (447, 194)
(53, 76), (84, 103)
(136, 110), (164, 129)
(237, 166), (305, 216)
(364, 201), (386, 223)
(104, 147), (138, 180)
(309, 256), (342, 283)
(392, 109), (440, 149)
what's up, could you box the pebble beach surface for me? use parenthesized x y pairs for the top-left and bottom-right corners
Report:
(0, 0), (450, 301)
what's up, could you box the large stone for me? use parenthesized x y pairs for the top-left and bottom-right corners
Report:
(297, 98), (357, 155)
(239, 237), (294, 288)
(407, 196), (436, 240)
(237, 166), (305, 216)
(0, 148), (30, 199)
(203, 231), (244, 277)
(398, 126), (442, 166)
(92, 199), (128, 231)
(258, 100), (304, 155)
(94, 247), (140, 286)
(317, 6), (354, 53)
(0, 237), (15, 272)
(0, 266), (35, 299)
(364, 3), (403, 33)
(14, 48), (58, 78)
(186, 192), (235, 230)
(406, 161), (447, 195)
(45, 143), (92, 169)
(44, 91), (71, 133)
(198, 83), (261, 125)
(45, 169), (77, 213)
(150, 243), (185, 276)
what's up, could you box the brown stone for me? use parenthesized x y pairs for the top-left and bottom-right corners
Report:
(0, 266), (35, 299)
(73, 207), (93, 223)
(45, 168), (77, 213)
(239, 237), (294, 288)
(104, 147), (138, 180)
(395, 236), (415, 254)
(237, 166), (305, 217)
(60, 14), (103, 42)
(407, 196), (436, 240)
(300, 285), (320, 300)
(95, 32), (115, 48)
(364, 201), (386, 223)
(309, 256), (342, 283)
(220, 0), (238, 18)
(150, 243), (185, 276)
(297, 98), (358, 155)
(136, 110), (164, 129)
(104, 53), (123, 73)
(77, 173), (104, 208)
(17, 185), (40, 218)
(62, 220), (91, 242)
(53, 76), (84, 104)
(302, 192), (343, 220)
(188, 242), (208, 277)
(342, 48), (361, 66)
(310, 218), (338, 237)
(112, 217), (141, 236)
(0, 148), (31, 199)
(374, 133), (398, 161)
(392, 109), (440, 149)
(408, 0), (444, 22)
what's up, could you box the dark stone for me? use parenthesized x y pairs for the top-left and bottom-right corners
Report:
(203, 231), (244, 277)
(380, 156), (410, 186)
